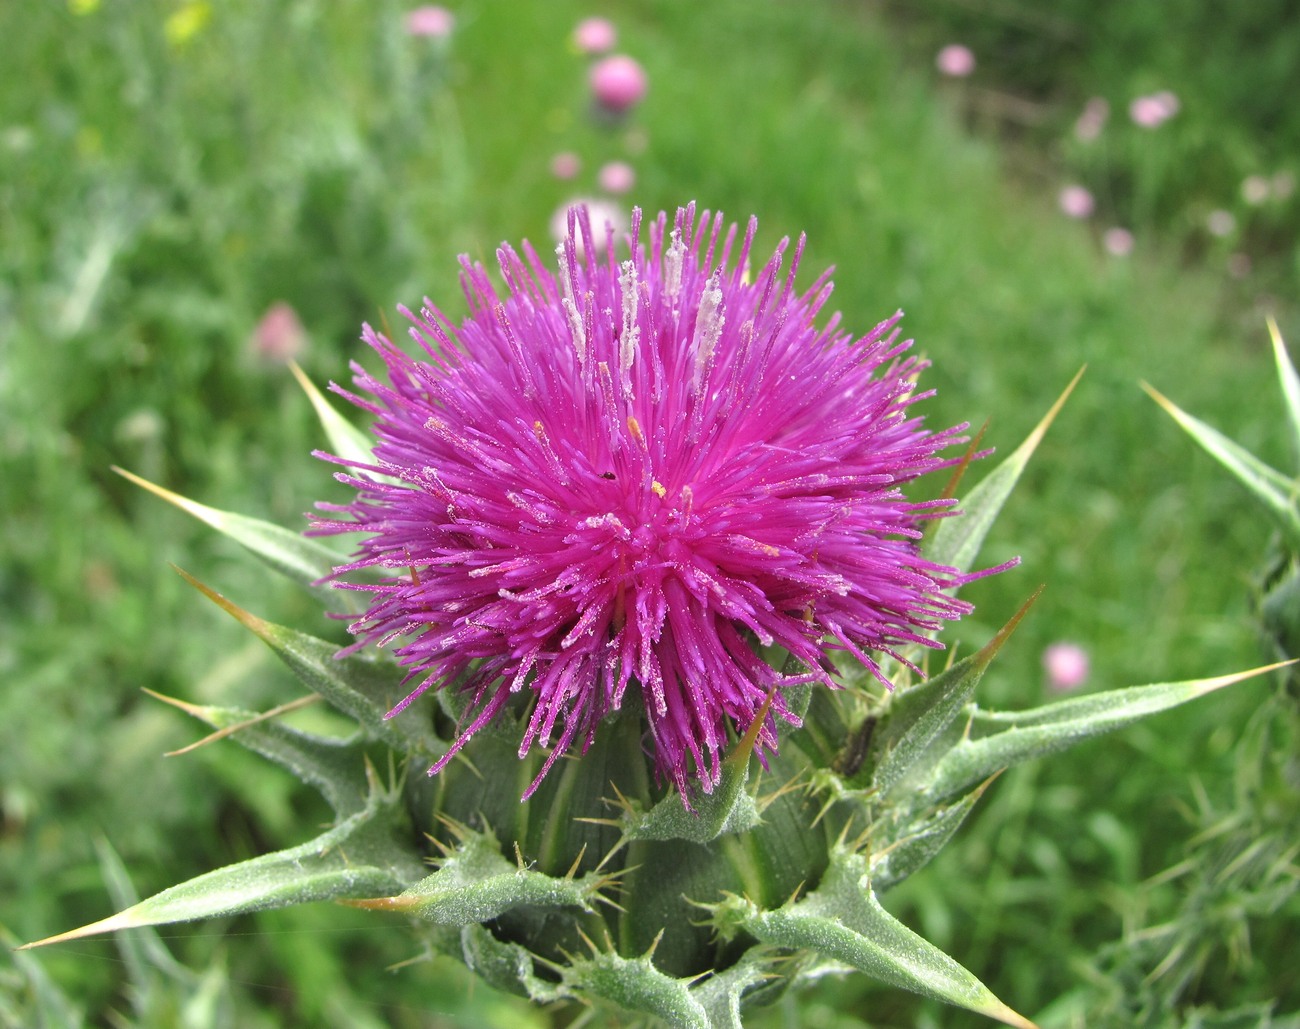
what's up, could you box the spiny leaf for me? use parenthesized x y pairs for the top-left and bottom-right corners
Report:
(143, 688), (370, 817)
(927, 367), (1083, 575)
(924, 661), (1292, 803)
(871, 589), (1040, 797)
(174, 567), (442, 757)
(289, 360), (376, 468)
(344, 823), (613, 924)
(556, 937), (711, 1029)
(710, 845), (1037, 1027)
(1142, 382), (1300, 544)
(1268, 318), (1300, 467)
(20, 772), (423, 949)
(113, 466), (346, 601)
(691, 951), (775, 1029)
(868, 775), (999, 892)
(458, 923), (554, 1002)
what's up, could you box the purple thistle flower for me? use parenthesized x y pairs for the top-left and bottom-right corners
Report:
(314, 204), (997, 803)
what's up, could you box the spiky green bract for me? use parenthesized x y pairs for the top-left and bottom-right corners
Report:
(702, 842), (1038, 1028)
(1147, 321), (1300, 672)
(1143, 325), (1300, 546)
(21, 766), (423, 949)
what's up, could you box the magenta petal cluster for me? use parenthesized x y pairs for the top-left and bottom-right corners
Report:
(315, 204), (989, 802)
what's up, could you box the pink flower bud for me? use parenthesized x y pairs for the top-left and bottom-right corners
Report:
(406, 5), (454, 38)
(249, 302), (307, 364)
(1043, 642), (1090, 692)
(1058, 185), (1095, 220)
(573, 16), (616, 54)
(1102, 227), (1134, 257)
(589, 54), (647, 114)
(1129, 92), (1178, 129)
(935, 44), (975, 78)
(597, 160), (635, 195)
(550, 152), (581, 180)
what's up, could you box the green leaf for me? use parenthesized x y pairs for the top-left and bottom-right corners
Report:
(1269, 318), (1300, 467)
(143, 690), (371, 817)
(927, 368), (1082, 575)
(21, 771), (424, 948)
(710, 845), (1037, 1027)
(871, 590), (1038, 797)
(345, 822), (613, 925)
(1142, 382), (1300, 543)
(175, 567), (443, 757)
(113, 466), (347, 601)
(923, 662), (1289, 802)
(289, 360), (376, 468)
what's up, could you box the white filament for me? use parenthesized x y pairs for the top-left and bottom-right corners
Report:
(691, 271), (724, 394)
(618, 260), (640, 390)
(664, 228), (685, 303)
(556, 243), (587, 366)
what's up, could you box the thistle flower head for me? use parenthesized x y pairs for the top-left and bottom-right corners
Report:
(315, 204), (987, 802)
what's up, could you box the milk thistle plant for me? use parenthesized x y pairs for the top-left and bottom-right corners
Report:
(26, 205), (1281, 1027)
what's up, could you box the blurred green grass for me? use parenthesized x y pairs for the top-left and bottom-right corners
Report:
(2, 0), (1296, 1026)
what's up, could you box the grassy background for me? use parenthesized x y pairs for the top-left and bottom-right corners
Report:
(2, 0), (1297, 1026)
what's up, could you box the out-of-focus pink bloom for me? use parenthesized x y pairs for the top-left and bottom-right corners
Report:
(589, 54), (647, 113)
(597, 160), (635, 194)
(1103, 227), (1134, 257)
(406, 5), (454, 38)
(1129, 91), (1178, 129)
(1152, 90), (1180, 117)
(1241, 175), (1271, 205)
(1206, 209), (1236, 237)
(250, 302), (307, 364)
(935, 43), (975, 78)
(551, 152), (581, 180)
(573, 16), (616, 54)
(1043, 642), (1090, 692)
(1058, 185), (1095, 219)
(1074, 96), (1109, 142)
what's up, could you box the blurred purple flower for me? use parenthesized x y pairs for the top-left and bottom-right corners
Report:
(1058, 185), (1095, 220)
(1206, 209), (1236, 237)
(551, 152), (581, 180)
(1241, 175), (1270, 205)
(589, 54), (647, 114)
(249, 301), (307, 364)
(405, 5), (454, 38)
(935, 44), (975, 78)
(1043, 642), (1090, 692)
(1129, 91), (1178, 129)
(314, 204), (1003, 801)
(573, 16), (616, 54)
(1102, 227), (1134, 257)
(597, 160), (635, 194)
(1074, 96), (1109, 142)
